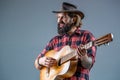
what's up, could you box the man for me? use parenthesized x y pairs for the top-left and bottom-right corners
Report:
(35, 2), (96, 80)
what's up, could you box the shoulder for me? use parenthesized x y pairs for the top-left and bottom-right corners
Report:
(80, 29), (93, 34)
(49, 35), (61, 42)
(80, 29), (95, 40)
(76, 28), (93, 35)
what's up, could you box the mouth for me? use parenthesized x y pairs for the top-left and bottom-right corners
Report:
(58, 22), (65, 28)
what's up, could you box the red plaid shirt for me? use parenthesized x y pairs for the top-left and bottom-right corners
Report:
(38, 28), (97, 80)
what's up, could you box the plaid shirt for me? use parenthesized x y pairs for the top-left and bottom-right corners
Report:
(38, 28), (96, 80)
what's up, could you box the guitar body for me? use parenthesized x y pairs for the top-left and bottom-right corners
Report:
(40, 46), (78, 80)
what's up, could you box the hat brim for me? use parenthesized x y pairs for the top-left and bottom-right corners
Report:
(52, 10), (84, 19)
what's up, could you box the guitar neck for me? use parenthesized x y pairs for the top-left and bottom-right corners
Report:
(59, 33), (113, 65)
(59, 51), (76, 65)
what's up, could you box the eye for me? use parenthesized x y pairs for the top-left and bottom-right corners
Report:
(62, 15), (66, 18)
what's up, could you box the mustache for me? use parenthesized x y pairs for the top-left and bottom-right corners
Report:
(58, 21), (65, 25)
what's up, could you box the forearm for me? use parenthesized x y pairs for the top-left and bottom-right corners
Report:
(34, 57), (43, 70)
(80, 54), (92, 69)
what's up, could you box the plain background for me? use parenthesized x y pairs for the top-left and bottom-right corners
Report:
(0, 0), (120, 80)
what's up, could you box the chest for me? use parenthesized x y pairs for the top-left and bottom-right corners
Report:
(54, 35), (87, 50)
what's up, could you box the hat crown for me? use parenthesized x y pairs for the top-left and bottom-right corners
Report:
(62, 2), (77, 11)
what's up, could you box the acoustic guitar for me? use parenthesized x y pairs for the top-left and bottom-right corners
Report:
(40, 33), (113, 80)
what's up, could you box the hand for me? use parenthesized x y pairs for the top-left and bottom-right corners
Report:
(77, 48), (87, 56)
(77, 45), (87, 57)
(77, 45), (89, 61)
(39, 57), (57, 68)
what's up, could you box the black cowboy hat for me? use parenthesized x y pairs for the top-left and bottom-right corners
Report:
(52, 2), (84, 19)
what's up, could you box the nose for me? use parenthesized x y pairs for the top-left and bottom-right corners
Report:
(57, 17), (62, 23)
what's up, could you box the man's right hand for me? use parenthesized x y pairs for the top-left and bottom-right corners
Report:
(38, 57), (57, 68)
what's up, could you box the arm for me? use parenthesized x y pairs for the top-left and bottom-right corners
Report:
(34, 37), (55, 70)
(78, 31), (97, 69)
(34, 57), (42, 70)
(80, 53), (92, 69)
(77, 48), (93, 69)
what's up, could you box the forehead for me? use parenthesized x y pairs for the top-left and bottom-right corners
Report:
(56, 13), (68, 16)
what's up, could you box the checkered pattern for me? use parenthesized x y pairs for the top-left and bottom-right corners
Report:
(38, 28), (97, 80)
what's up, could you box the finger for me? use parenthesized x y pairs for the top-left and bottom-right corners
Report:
(44, 61), (52, 67)
(77, 48), (86, 56)
(44, 60), (55, 67)
(81, 49), (87, 55)
(45, 62), (53, 67)
(77, 48), (82, 56)
(47, 57), (54, 60)
(45, 59), (50, 63)
(46, 58), (55, 63)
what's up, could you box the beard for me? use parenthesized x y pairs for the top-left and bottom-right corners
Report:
(57, 21), (74, 35)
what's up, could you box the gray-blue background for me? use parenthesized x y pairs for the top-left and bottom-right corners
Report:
(0, 0), (120, 80)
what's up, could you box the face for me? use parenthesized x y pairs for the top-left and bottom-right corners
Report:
(56, 13), (74, 35)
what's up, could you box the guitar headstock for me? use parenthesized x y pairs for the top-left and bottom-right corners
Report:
(94, 33), (113, 46)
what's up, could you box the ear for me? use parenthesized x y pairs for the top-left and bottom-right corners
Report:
(72, 16), (77, 23)
(75, 15), (82, 27)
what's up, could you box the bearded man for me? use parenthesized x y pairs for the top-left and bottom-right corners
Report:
(35, 2), (96, 80)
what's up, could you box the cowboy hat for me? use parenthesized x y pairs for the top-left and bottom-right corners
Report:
(52, 2), (84, 19)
